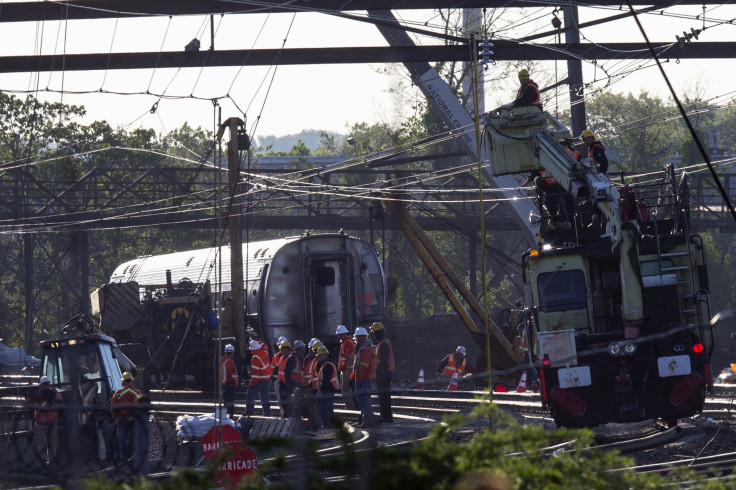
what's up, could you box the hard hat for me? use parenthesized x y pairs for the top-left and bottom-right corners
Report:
(308, 338), (321, 348)
(316, 346), (329, 356)
(293, 340), (306, 350)
(336, 324), (349, 335)
(580, 130), (594, 139)
(121, 372), (133, 382)
(39, 376), (51, 385)
(564, 135), (575, 141)
(518, 68), (530, 79)
(280, 340), (292, 349)
(277, 336), (287, 345)
(249, 340), (261, 351)
(370, 321), (384, 332)
(456, 346), (467, 355)
(354, 327), (368, 336)
(224, 344), (235, 353)
(312, 341), (323, 351)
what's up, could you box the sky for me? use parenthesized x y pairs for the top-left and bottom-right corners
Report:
(0, 4), (734, 141)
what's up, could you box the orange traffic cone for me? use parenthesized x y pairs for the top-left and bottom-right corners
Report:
(516, 370), (528, 393)
(416, 366), (425, 390)
(447, 371), (459, 391)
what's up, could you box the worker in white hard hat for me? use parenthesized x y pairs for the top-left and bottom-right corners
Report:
(352, 327), (376, 428)
(270, 336), (288, 416)
(28, 375), (63, 465)
(336, 324), (357, 410)
(220, 344), (239, 418)
(436, 346), (473, 380)
(245, 340), (273, 417)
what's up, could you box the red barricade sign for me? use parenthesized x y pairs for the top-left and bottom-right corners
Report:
(202, 424), (258, 487)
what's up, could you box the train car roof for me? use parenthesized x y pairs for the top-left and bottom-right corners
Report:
(107, 233), (374, 291)
(109, 236), (298, 288)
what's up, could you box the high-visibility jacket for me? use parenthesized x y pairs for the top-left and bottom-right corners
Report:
(278, 352), (303, 385)
(374, 338), (395, 377)
(442, 354), (468, 377)
(589, 141), (609, 174)
(566, 147), (582, 162)
(318, 361), (340, 392)
(353, 342), (376, 382)
(538, 170), (557, 190)
(337, 336), (355, 374)
(30, 388), (63, 425)
(302, 354), (320, 389)
(250, 345), (273, 386)
(221, 354), (239, 387)
(514, 80), (540, 106)
(111, 383), (142, 425)
(271, 351), (283, 377)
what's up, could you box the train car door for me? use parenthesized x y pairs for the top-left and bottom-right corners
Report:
(304, 255), (353, 339)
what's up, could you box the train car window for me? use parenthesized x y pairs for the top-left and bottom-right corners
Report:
(315, 266), (336, 286)
(537, 270), (586, 312)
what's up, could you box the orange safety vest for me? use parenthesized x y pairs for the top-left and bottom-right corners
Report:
(111, 384), (142, 424)
(442, 354), (467, 377)
(271, 351), (283, 374)
(353, 343), (376, 382)
(302, 355), (320, 388)
(278, 353), (303, 384)
(250, 346), (273, 385)
(538, 170), (557, 190)
(221, 354), (239, 387)
(374, 338), (395, 374)
(338, 336), (355, 374)
(516, 80), (540, 105)
(589, 141), (606, 172)
(31, 388), (63, 425)
(566, 147), (581, 162)
(318, 361), (340, 391)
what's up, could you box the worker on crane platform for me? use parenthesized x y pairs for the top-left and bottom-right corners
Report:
(507, 69), (541, 109)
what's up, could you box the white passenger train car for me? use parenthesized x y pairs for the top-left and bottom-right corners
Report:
(109, 232), (386, 346)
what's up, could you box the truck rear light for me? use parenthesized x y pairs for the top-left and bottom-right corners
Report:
(692, 343), (704, 354)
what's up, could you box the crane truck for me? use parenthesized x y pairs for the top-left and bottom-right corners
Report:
(483, 105), (713, 427)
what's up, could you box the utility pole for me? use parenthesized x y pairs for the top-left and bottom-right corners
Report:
(225, 117), (246, 357)
(563, 6), (586, 137)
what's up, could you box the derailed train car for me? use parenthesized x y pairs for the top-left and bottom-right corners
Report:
(92, 233), (386, 385)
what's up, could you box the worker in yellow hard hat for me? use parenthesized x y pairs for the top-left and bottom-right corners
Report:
(580, 130), (609, 174)
(506, 68), (541, 110)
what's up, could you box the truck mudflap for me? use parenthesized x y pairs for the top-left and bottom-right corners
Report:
(669, 371), (704, 407)
(550, 386), (587, 417)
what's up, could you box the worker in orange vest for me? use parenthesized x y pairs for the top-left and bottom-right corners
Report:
(316, 346), (340, 429)
(270, 336), (287, 416)
(245, 340), (272, 417)
(336, 324), (357, 411)
(111, 372), (142, 462)
(220, 344), (239, 418)
(353, 327), (376, 428)
(278, 340), (303, 418)
(371, 322), (395, 423)
(580, 130), (609, 174)
(507, 69), (541, 109)
(436, 346), (473, 380)
(302, 339), (323, 429)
